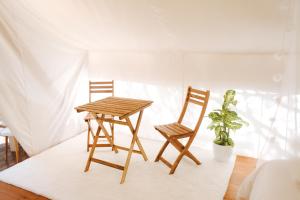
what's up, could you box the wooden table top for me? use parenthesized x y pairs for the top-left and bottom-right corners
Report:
(75, 97), (153, 119)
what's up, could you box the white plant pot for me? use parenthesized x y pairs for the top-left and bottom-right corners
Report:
(213, 143), (233, 162)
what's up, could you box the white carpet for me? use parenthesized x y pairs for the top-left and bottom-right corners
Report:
(0, 133), (235, 200)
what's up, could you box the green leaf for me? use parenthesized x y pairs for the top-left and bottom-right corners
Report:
(215, 126), (221, 134)
(208, 89), (249, 147)
(208, 112), (222, 120)
(227, 138), (234, 147)
(226, 122), (243, 130)
(222, 90), (236, 109)
(214, 138), (224, 145)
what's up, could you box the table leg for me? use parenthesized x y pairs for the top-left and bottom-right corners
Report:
(87, 126), (90, 152)
(110, 123), (115, 151)
(126, 111), (148, 161)
(92, 114), (118, 153)
(120, 110), (144, 184)
(85, 126), (101, 172)
(96, 120), (118, 153)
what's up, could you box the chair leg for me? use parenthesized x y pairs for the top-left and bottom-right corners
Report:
(13, 137), (19, 163)
(155, 140), (169, 162)
(169, 153), (184, 174)
(169, 137), (194, 174)
(170, 138), (201, 165)
(5, 136), (8, 163)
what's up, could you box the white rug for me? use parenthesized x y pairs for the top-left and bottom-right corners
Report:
(0, 133), (235, 200)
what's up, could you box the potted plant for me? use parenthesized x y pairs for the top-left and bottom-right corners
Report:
(208, 90), (248, 162)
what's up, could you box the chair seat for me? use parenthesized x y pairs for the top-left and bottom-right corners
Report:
(84, 113), (114, 121)
(155, 122), (193, 138)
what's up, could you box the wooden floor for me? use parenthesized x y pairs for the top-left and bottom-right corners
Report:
(223, 155), (257, 200)
(0, 181), (49, 200)
(0, 143), (49, 199)
(0, 143), (29, 171)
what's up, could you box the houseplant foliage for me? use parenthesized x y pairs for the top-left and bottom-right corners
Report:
(208, 90), (248, 147)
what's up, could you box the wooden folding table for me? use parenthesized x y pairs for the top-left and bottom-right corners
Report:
(75, 97), (153, 184)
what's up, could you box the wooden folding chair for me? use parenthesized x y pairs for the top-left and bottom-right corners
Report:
(154, 86), (210, 174)
(85, 80), (115, 152)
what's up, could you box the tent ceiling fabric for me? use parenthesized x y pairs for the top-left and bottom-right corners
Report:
(24, 0), (285, 52)
(0, 0), (299, 158)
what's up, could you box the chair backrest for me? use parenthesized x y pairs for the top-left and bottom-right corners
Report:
(89, 80), (114, 102)
(178, 86), (210, 133)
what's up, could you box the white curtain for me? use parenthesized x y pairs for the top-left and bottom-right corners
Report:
(85, 0), (300, 160)
(0, 0), (299, 159)
(0, 1), (88, 155)
(257, 0), (300, 160)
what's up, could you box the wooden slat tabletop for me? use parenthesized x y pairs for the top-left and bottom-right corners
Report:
(75, 97), (153, 119)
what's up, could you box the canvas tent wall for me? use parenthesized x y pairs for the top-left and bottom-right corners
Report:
(0, 0), (299, 158)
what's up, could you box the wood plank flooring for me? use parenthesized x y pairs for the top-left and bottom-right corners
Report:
(0, 143), (29, 171)
(0, 181), (48, 200)
(223, 155), (257, 200)
(0, 143), (49, 199)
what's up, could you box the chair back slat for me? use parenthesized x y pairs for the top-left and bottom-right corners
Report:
(190, 93), (206, 101)
(89, 80), (114, 102)
(189, 99), (204, 106)
(178, 86), (210, 133)
(90, 90), (113, 94)
(90, 85), (113, 89)
(190, 88), (207, 96)
(90, 81), (114, 84)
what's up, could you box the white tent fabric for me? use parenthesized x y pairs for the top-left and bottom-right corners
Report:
(257, 0), (300, 160)
(0, 0), (299, 158)
(0, 1), (88, 155)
